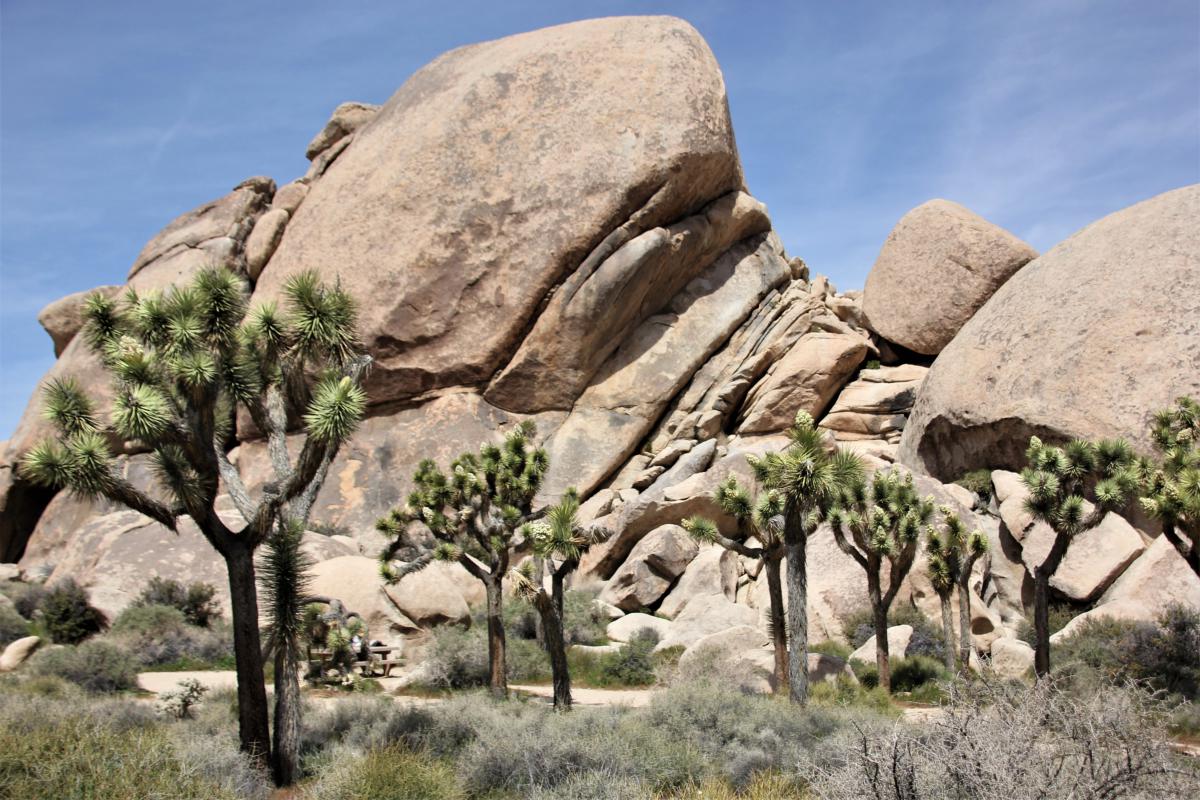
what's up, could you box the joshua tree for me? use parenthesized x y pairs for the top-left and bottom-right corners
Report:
(682, 475), (788, 692)
(512, 488), (607, 710)
(748, 411), (864, 705)
(827, 469), (934, 692)
(21, 267), (369, 766)
(1139, 397), (1199, 577)
(1021, 436), (1137, 677)
(926, 506), (989, 673)
(259, 519), (312, 786)
(377, 422), (548, 698)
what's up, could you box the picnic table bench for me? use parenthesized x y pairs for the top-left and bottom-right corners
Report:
(308, 645), (403, 678)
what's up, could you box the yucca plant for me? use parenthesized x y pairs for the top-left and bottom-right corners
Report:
(746, 411), (864, 704)
(827, 469), (934, 692)
(682, 475), (788, 692)
(513, 488), (607, 710)
(259, 518), (312, 786)
(20, 266), (369, 770)
(1021, 436), (1138, 677)
(1139, 397), (1199, 577)
(377, 421), (548, 698)
(926, 506), (989, 673)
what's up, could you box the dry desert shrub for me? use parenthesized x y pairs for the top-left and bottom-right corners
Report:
(806, 680), (1199, 799)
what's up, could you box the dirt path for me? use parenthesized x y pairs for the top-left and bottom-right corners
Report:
(509, 683), (657, 707)
(138, 670), (242, 695)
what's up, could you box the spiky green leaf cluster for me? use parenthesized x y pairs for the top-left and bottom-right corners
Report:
(376, 423), (549, 578)
(926, 505), (988, 595)
(22, 266), (368, 529)
(1139, 397), (1200, 536)
(748, 411), (865, 540)
(1021, 435), (1137, 538)
(828, 469), (935, 560)
(260, 518), (314, 659)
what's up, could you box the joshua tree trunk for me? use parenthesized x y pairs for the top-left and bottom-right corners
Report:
(531, 590), (572, 710)
(1162, 522), (1200, 578)
(764, 554), (789, 693)
(532, 555), (546, 648)
(938, 591), (956, 672)
(1033, 533), (1072, 678)
(957, 574), (974, 674)
(272, 645), (301, 786)
(785, 528), (809, 705)
(868, 572), (890, 692)
(225, 543), (271, 766)
(485, 576), (508, 698)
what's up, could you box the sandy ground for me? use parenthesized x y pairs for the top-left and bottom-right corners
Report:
(138, 670), (243, 695)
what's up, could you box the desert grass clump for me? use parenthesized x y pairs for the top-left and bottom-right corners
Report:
(303, 744), (465, 800)
(109, 602), (233, 668)
(27, 638), (137, 692)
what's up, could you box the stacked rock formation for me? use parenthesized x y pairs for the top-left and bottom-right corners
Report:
(1, 16), (1197, 681)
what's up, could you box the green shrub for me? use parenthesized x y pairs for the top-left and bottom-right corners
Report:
(29, 639), (137, 692)
(306, 745), (465, 800)
(953, 468), (994, 503)
(109, 603), (234, 668)
(851, 659), (879, 689)
(809, 674), (897, 715)
(0, 580), (47, 620)
(1168, 702), (1200, 738)
(132, 576), (221, 627)
(0, 601), (29, 646)
(810, 640), (852, 660)
(421, 621), (550, 689)
(593, 627), (659, 687)
(39, 578), (106, 644)
(890, 655), (950, 693)
(1053, 604), (1200, 701)
(562, 589), (608, 646)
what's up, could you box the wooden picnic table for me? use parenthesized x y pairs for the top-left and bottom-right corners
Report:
(308, 644), (403, 678)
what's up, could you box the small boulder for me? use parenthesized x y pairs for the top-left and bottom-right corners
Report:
(849, 624), (914, 664)
(37, 286), (122, 356)
(308, 556), (419, 634)
(990, 637), (1034, 679)
(1020, 512), (1145, 602)
(244, 208), (289, 280)
(0, 636), (41, 672)
(384, 561), (472, 626)
(654, 594), (757, 652)
(305, 101), (380, 160)
(0, 563), (20, 582)
(599, 525), (699, 612)
(606, 612), (672, 643)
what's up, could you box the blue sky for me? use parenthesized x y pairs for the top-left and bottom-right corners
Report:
(2, 0), (1197, 438)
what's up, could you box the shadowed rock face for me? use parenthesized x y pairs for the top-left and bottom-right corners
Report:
(254, 15), (743, 409)
(900, 184), (1200, 480)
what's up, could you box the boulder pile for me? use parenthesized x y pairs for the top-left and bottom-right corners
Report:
(1, 16), (1196, 678)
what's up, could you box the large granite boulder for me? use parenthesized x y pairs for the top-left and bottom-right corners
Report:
(862, 199), (1036, 355)
(255, 16), (743, 410)
(900, 185), (1200, 479)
